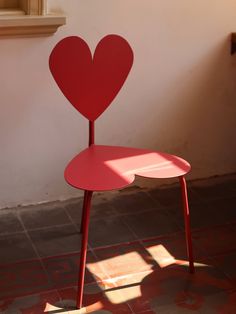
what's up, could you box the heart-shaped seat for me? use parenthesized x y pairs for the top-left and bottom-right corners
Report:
(49, 34), (195, 310)
(65, 145), (191, 191)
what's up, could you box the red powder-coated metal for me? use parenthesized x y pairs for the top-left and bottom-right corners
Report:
(89, 121), (95, 146)
(79, 190), (89, 234)
(179, 176), (195, 273)
(49, 34), (195, 309)
(65, 145), (191, 191)
(76, 190), (93, 309)
(49, 35), (133, 121)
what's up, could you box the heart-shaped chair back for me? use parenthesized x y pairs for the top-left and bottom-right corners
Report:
(49, 35), (134, 121)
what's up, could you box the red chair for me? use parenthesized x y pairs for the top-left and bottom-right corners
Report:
(49, 34), (195, 309)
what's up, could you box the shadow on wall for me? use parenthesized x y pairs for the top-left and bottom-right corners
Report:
(140, 35), (236, 180)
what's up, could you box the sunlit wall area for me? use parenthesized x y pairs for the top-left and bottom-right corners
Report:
(0, 0), (236, 208)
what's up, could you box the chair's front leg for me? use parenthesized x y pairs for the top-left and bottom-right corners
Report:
(80, 190), (89, 234)
(77, 190), (93, 309)
(179, 176), (195, 274)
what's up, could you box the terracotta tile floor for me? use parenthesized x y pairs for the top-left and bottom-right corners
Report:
(1, 174), (236, 313)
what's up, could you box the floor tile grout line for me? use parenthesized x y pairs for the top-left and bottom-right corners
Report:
(0, 287), (64, 311)
(17, 222), (80, 233)
(205, 254), (236, 286)
(63, 199), (111, 285)
(147, 183), (211, 207)
(115, 209), (167, 281)
(63, 203), (81, 229)
(120, 214), (140, 242)
(15, 210), (51, 281)
(113, 190), (168, 241)
(88, 229), (154, 295)
(119, 202), (184, 244)
(63, 204), (94, 251)
(145, 189), (171, 210)
(90, 245), (119, 289)
(164, 205), (185, 233)
(127, 302), (136, 314)
(61, 202), (86, 239)
(3, 242), (233, 271)
(1, 221), (236, 267)
(186, 191), (236, 204)
(126, 205), (171, 216)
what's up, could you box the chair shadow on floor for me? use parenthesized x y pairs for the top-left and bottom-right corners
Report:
(1, 233), (235, 313)
(27, 238), (235, 314)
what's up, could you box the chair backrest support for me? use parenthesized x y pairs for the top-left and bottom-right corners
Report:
(89, 121), (95, 146)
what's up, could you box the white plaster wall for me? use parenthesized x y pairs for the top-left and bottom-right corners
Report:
(1, 0), (236, 208)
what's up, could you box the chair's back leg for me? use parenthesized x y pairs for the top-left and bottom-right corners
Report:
(179, 176), (195, 274)
(77, 190), (93, 309)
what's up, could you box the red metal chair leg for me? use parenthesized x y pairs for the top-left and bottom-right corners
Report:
(77, 190), (93, 309)
(179, 176), (195, 274)
(80, 190), (89, 234)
